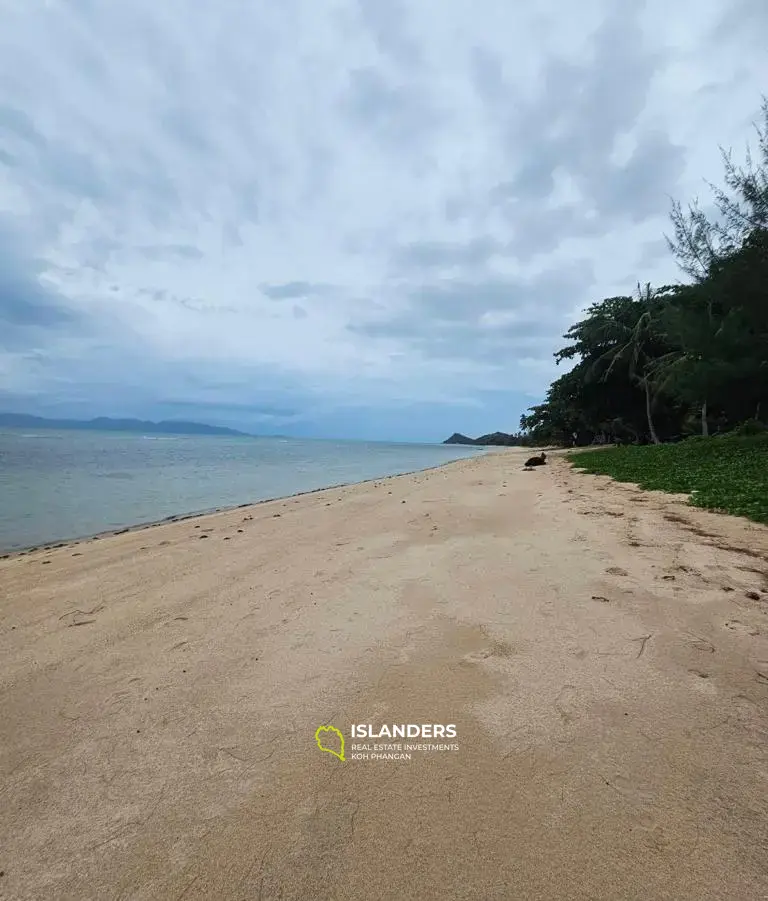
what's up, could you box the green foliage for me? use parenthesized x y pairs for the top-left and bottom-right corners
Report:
(667, 96), (768, 279)
(570, 434), (768, 524)
(519, 97), (768, 457)
(729, 419), (768, 436)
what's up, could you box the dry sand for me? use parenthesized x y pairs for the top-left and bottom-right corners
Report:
(2, 448), (768, 900)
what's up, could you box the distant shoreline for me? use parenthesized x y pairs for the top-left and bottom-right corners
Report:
(0, 413), (250, 437)
(0, 424), (477, 447)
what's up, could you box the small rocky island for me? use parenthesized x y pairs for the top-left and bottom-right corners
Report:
(443, 431), (523, 447)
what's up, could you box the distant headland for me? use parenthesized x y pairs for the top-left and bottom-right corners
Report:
(0, 413), (250, 437)
(443, 431), (524, 447)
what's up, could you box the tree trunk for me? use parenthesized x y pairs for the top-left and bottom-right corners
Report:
(644, 378), (661, 444)
(701, 399), (709, 437)
(756, 401), (761, 421)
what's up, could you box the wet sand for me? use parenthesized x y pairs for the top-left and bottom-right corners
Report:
(1, 448), (768, 899)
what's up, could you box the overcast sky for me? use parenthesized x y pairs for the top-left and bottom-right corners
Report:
(0, 0), (765, 441)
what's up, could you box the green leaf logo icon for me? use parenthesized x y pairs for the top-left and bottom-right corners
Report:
(314, 725), (345, 761)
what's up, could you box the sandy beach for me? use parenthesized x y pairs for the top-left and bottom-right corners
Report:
(2, 447), (768, 900)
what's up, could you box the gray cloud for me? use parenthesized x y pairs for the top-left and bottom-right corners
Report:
(139, 288), (237, 314)
(341, 66), (443, 156)
(454, 8), (687, 262)
(0, 104), (46, 149)
(390, 236), (502, 272)
(469, 47), (507, 107)
(517, 209), (603, 261)
(349, 262), (595, 363)
(0, 223), (83, 350)
(714, 0), (768, 49)
(635, 237), (674, 273)
(159, 399), (299, 418)
(0, 104), (113, 204)
(137, 244), (204, 262)
(0, 0), (764, 438)
(261, 282), (332, 300)
(354, 0), (423, 69)
(593, 130), (687, 222)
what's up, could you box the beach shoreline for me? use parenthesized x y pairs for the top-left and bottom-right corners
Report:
(0, 451), (496, 559)
(2, 446), (768, 900)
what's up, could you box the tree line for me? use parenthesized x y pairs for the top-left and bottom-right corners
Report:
(520, 99), (768, 447)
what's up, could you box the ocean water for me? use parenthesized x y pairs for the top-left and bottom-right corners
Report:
(0, 430), (486, 552)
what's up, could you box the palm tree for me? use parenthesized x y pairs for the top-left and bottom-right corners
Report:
(589, 285), (664, 444)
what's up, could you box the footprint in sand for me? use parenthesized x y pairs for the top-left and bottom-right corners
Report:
(725, 620), (760, 636)
(674, 564), (703, 577)
(688, 637), (715, 654)
(606, 567), (629, 577)
(539, 599), (555, 618)
(463, 639), (515, 664)
(59, 604), (104, 627)
(554, 685), (581, 723)
(463, 648), (494, 664)
(642, 823), (673, 852)
(608, 773), (656, 806)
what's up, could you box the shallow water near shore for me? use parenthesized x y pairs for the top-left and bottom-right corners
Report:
(0, 429), (485, 552)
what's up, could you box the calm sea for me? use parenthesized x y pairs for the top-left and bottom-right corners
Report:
(0, 430), (486, 552)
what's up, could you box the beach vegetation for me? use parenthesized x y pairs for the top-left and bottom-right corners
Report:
(570, 433), (768, 524)
(519, 97), (768, 452)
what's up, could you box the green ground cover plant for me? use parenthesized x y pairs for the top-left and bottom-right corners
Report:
(570, 434), (768, 524)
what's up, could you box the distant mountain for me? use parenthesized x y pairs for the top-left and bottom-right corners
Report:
(0, 413), (250, 437)
(443, 431), (524, 447)
(444, 432), (477, 445)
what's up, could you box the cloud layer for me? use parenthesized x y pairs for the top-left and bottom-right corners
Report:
(0, 0), (764, 439)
